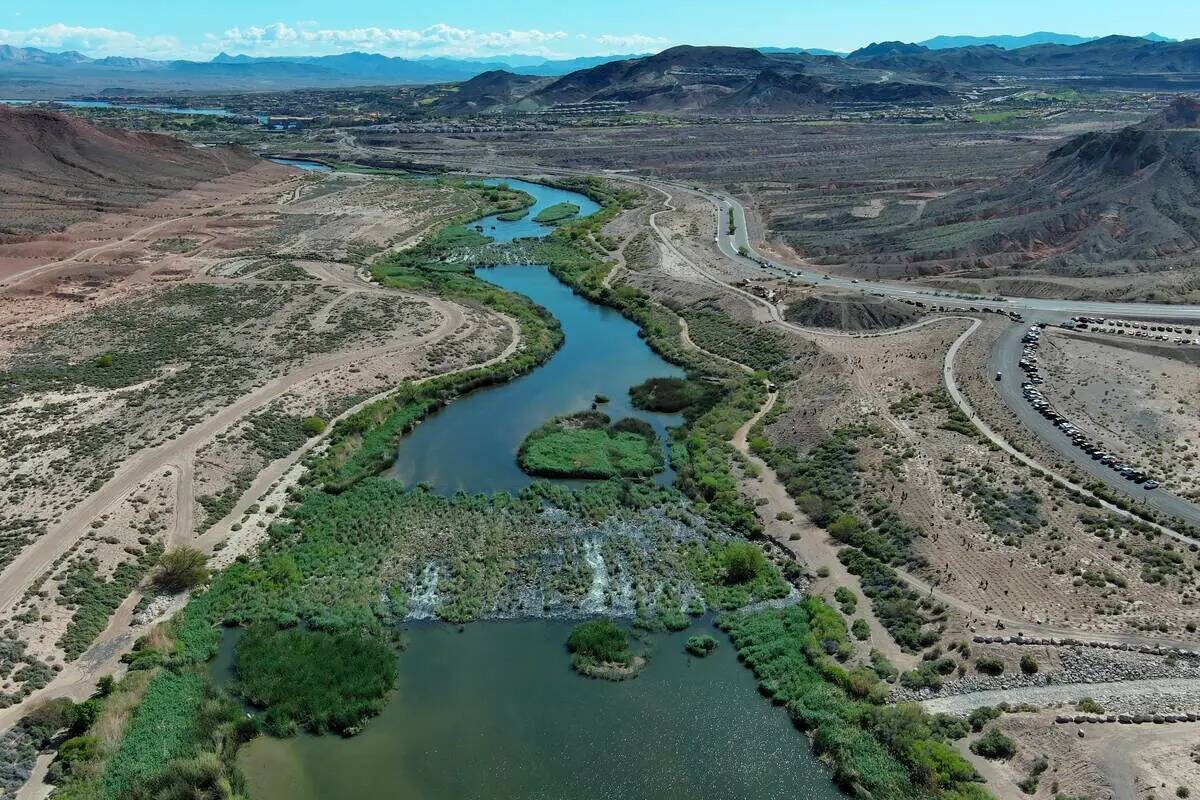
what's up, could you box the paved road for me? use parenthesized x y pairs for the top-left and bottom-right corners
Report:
(990, 321), (1200, 529)
(698, 185), (1200, 321)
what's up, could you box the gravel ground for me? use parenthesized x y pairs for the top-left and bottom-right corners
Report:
(920, 677), (1200, 716)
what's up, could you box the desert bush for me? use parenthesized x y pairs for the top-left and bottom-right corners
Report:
(152, 547), (210, 594)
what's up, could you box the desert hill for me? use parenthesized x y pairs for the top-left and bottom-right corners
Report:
(784, 293), (923, 331)
(776, 97), (1200, 286)
(518, 45), (952, 114)
(435, 70), (552, 114)
(0, 106), (271, 241)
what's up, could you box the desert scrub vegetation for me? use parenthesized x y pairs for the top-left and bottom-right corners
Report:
(57, 542), (164, 660)
(679, 309), (794, 380)
(518, 411), (664, 479)
(840, 548), (946, 653)
(721, 600), (992, 800)
(234, 625), (397, 736)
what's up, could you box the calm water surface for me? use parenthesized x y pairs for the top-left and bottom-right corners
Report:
(265, 157), (334, 172)
(237, 621), (842, 800)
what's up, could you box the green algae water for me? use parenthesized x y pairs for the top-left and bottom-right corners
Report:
(236, 621), (843, 800)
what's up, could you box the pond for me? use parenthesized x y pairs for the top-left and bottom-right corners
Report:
(236, 621), (843, 800)
(388, 179), (684, 495)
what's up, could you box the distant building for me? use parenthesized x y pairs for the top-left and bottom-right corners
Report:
(265, 116), (316, 131)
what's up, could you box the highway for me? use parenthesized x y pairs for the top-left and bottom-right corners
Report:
(695, 184), (1200, 322)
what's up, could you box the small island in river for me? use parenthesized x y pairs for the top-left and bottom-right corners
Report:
(566, 619), (646, 680)
(518, 411), (664, 479)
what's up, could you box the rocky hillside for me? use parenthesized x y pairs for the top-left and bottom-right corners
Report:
(777, 97), (1200, 284)
(517, 46), (953, 114)
(916, 95), (1200, 266)
(784, 293), (923, 331)
(0, 106), (271, 240)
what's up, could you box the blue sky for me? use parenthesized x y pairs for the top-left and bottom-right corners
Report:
(2, 0), (1197, 60)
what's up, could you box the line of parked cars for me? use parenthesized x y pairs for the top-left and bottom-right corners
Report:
(1018, 324), (1159, 490)
(1066, 316), (1199, 346)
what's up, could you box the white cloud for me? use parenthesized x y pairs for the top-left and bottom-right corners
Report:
(592, 33), (671, 53)
(0, 23), (181, 58)
(214, 22), (570, 57)
(0, 20), (673, 61)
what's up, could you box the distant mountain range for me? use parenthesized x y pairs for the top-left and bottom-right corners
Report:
(0, 33), (1197, 99)
(0, 46), (645, 94)
(432, 46), (956, 116)
(916, 31), (1174, 49)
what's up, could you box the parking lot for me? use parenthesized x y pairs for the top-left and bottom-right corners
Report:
(1013, 323), (1159, 489)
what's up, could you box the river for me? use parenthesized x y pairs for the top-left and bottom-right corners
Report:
(233, 178), (841, 799)
(389, 179), (684, 495)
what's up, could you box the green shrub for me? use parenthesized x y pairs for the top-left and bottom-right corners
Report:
(721, 541), (767, 584)
(1019, 654), (1039, 674)
(152, 547), (210, 594)
(302, 416), (328, 436)
(967, 706), (1003, 732)
(1075, 697), (1105, 714)
(974, 657), (1004, 676)
(851, 619), (871, 641)
(970, 727), (1017, 760)
(629, 377), (717, 415)
(685, 634), (718, 657)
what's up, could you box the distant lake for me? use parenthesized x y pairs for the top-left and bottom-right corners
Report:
(0, 99), (233, 116)
(265, 157), (334, 172)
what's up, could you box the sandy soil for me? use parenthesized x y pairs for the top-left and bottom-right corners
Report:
(1039, 330), (1200, 498)
(973, 712), (1200, 800)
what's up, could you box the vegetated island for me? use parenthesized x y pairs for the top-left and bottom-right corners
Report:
(517, 410), (664, 479)
(533, 202), (581, 225)
(566, 619), (646, 680)
(685, 634), (718, 657)
(496, 207), (530, 221)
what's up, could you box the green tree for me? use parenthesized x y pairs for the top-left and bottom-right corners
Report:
(152, 547), (210, 593)
(722, 542), (766, 584)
